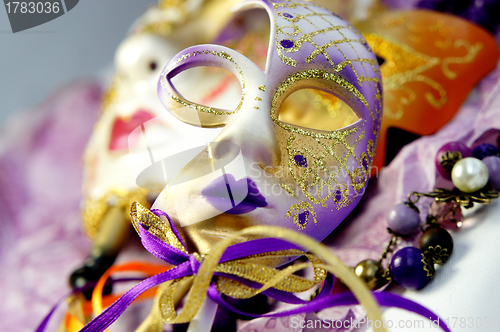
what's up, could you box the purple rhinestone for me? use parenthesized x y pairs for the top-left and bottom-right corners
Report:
(282, 13), (293, 18)
(335, 190), (342, 202)
(362, 158), (368, 170)
(280, 39), (294, 49)
(435, 141), (472, 180)
(390, 247), (431, 290)
(298, 211), (309, 225)
(387, 203), (421, 235)
(472, 143), (500, 160)
(483, 156), (500, 190)
(294, 154), (308, 167)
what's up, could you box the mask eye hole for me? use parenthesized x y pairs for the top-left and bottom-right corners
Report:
(376, 55), (385, 66)
(278, 89), (359, 131)
(149, 61), (157, 71)
(171, 66), (242, 111)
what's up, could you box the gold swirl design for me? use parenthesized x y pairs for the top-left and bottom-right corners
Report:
(364, 28), (483, 119)
(161, 50), (246, 116)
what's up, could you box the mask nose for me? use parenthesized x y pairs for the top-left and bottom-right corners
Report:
(211, 99), (281, 169)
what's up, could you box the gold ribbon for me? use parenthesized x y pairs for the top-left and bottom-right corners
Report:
(130, 202), (386, 332)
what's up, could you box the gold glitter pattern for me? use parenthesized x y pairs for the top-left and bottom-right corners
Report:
(270, 69), (372, 137)
(269, 69), (377, 229)
(81, 188), (150, 238)
(162, 50), (246, 116)
(130, 201), (189, 255)
(270, 0), (381, 89)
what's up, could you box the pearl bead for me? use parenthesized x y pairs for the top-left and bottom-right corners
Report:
(451, 157), (489, 193)
(390, 247), (431, 290)
(387, 203), (421, 235)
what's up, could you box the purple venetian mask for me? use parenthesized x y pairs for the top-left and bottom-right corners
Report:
(153, 0), (382, 254)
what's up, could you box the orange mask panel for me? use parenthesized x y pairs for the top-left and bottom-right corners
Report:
(358, 10), (499, 173)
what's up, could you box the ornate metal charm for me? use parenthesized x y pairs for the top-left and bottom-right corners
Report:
(409, 186), (499, 209)
(439, 151), (463, 172)
(424, 245), (450, 265)
(421, 253), (435, 278)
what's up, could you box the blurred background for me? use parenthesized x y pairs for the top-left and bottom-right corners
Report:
(0, 0), (153, 125)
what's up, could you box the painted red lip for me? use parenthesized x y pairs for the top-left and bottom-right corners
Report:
(109, 110), (156, 151)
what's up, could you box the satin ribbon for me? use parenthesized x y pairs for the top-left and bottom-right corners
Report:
(36, 201), (451, 332)
(67, 202), (449, 332)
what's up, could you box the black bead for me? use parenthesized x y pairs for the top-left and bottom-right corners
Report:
(69, 254), (116, 299)
(211, 307), (237, 332)
(224, 294), (271, 320)
(419, 226), (453, 265)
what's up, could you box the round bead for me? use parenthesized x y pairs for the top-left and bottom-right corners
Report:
(419, 226), (453, 264)
(451, 157), (489, 193)
(387, 203), (421, 235)
(435, 142), (472, 179)
(472, 143), (500, 160)
(390, 247), (431, 290)
(354, 259), (383, 290)
(483, 156), (500, 190)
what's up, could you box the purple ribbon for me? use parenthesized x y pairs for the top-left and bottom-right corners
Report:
(36, 209), (451, 332)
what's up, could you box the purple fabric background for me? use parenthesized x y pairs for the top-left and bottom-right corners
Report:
(0, 82), (102, 331)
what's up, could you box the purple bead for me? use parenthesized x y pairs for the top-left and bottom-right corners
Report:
(280, 39), (294, 49)
(294, 154), (308, 167)
(435, 141), (472, 180)
(461, 4), (496, 32)
(390, 247), (431, 290)
(335, 189), (342, 202)
(387, 203), (421, 235)
(282, 13), (294, 18)
(416, 0), (450, 11)
(472, 143), (500, 160)
(483, 156), (500, 190)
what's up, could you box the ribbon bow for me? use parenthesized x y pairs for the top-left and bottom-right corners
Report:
(67, 201), (450, 332)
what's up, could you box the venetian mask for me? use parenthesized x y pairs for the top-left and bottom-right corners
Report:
(357, 9), (499, 169)
(81, 0), (242, 238)
(153, 0), (383, 255)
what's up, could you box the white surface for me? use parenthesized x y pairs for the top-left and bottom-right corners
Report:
(367, 200), (500, 332)
(0, 0), (154, 125)
(186, 297), (218, 332)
